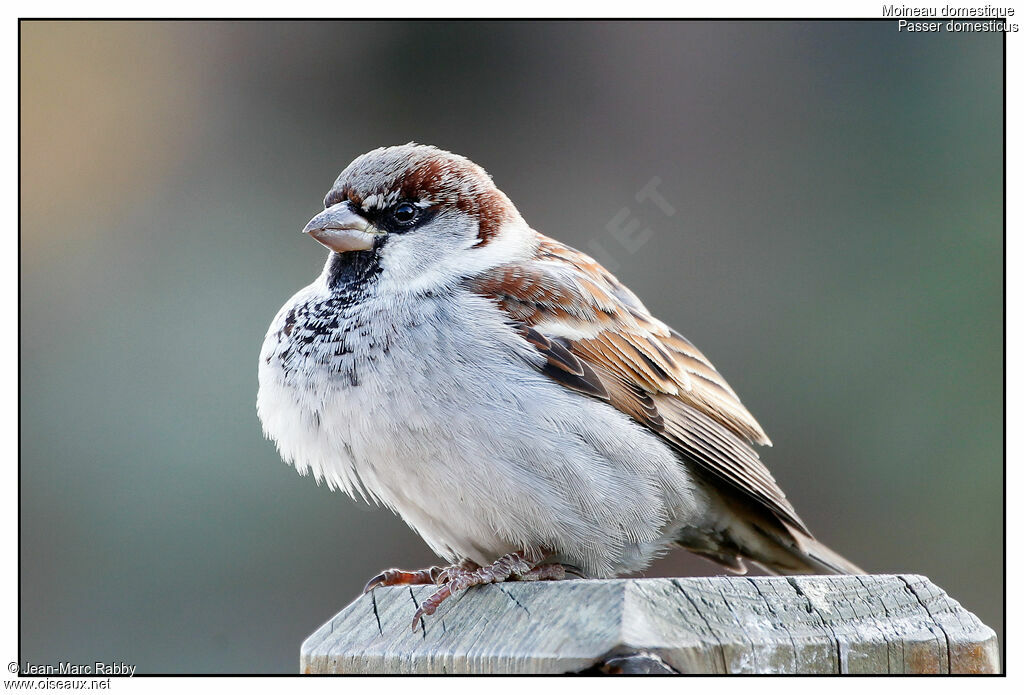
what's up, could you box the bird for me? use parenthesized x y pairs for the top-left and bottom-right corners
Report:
(257, 143), (862, 629)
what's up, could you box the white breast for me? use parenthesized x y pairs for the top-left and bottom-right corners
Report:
(257, 279), (710, 577)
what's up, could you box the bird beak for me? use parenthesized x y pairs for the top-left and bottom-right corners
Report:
(302, 204), (380, 253)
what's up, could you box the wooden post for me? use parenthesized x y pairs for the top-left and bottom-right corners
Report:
(300, 574), (999, 674)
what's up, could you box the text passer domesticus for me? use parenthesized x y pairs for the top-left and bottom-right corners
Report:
(257, 144), (862, 628)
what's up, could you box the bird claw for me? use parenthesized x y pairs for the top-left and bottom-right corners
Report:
(408, 553), (578, 632)
(362, 572), (389, 594)
(362, 566), (443, 594)
(365, 554), (578, 631)
(411, 583), (453, 631)
(562, 564), (587, 579)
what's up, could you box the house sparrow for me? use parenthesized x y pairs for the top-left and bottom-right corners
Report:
(257, 144), (862, 629)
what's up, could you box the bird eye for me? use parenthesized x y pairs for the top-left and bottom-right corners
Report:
(391, 202), (418, 226)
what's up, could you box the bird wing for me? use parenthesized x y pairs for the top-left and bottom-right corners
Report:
(467, 233), (808, 535)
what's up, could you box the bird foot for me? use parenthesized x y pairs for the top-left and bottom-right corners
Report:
(410, 553), (574, 631)
(362, 566), (445, 593)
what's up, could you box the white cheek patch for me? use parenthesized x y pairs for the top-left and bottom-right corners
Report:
(373, 216), (540, 297)
(375, 220), (468, 294)
(463, 218), (538, 272)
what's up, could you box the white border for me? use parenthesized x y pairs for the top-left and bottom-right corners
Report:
(5, 3), (1013, 690)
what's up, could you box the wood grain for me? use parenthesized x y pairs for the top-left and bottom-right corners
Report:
(300, 575), (998, 674)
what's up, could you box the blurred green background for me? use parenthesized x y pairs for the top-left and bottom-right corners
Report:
(20, 21), (1003, 673)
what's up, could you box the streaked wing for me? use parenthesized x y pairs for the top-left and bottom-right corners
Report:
(468, 234), (808, 534)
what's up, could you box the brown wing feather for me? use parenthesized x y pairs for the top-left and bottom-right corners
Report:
(521, 325), (609, 400)
(469, 234), (808, 535)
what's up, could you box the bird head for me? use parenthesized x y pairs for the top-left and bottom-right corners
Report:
(303, 144), (532, 293)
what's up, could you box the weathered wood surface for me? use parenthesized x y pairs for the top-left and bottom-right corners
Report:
(300, 574), (999, 674)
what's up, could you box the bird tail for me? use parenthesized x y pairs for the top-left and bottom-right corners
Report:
(766, 528), (865, 575)
(677, 515), (864, 576)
